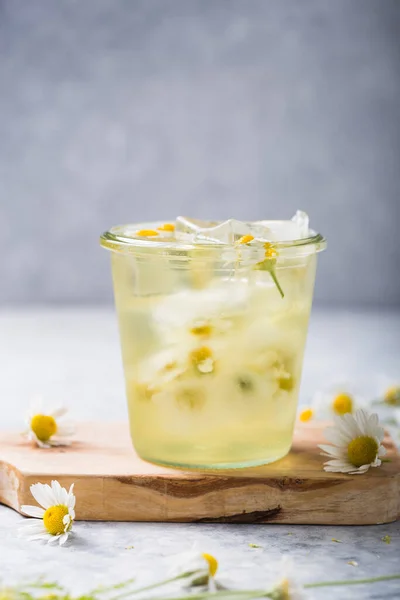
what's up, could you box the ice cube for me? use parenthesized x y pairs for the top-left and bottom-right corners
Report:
(175, 217), (271, 245)
(175, 213), (309, 245)
(291, 210), (309, 237)
(255, 210), (310, 242)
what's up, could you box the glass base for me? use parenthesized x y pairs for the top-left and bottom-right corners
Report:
(139, 448), (290, 470)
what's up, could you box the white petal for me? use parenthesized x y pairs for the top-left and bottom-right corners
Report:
(369, 412), (379, 429)
(319, 444), (344, 458)
(18, 523), (46, 537)
(372, 425), (385, 443)
(20, 505), (45, 518)
(51, 480), (67, 505)
(47, 534), (61, 545)
(378, 445), (387, 457)
(48, 438), (72, 447)
(62, 514), (71, 525)
(30, 483), (55, 509)
(354, 409), (369, 434)
(50, 406), (68, 419)
(69, 508), (75, 520)
(324, 426), (350, 446)
(323, 460), (355, 473)
(342, 413), (361, 438)
(36, 438), (52, 449)
(348, 464), (371, 475)
(55, 424), (75, 437)
(59, 532), (69, 545)
(19, 518), (45, 528)
(26, 533), (51, 542)
(68, 486), (76, 510)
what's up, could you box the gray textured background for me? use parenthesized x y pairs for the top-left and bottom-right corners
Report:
(1, 0), (399, 306)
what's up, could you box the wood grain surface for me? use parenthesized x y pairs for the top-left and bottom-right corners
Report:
(0, 422), (399, 524)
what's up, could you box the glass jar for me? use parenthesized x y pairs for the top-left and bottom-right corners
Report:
(100, 217), (326, 469)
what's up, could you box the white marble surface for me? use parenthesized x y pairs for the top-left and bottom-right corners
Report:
(0, 308), (399, 598)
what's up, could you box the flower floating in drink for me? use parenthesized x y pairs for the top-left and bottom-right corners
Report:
(101, 212), (326, 469)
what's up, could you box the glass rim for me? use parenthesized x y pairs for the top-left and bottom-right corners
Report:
(100, 222), (326, 255)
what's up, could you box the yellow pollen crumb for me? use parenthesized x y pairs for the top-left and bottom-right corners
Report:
(332, 393), (353, 415)
(237, 234), (254, 244)
(299, 408), (313, 422)
(157, 223), (175, 232)
(136, 229), (159, 237)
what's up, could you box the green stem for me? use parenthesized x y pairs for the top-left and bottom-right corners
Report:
(305, 574), (400, 588)
(93, 579), (136, 594)
(269, 268), (284, 298)
(110, 573), (191, 600)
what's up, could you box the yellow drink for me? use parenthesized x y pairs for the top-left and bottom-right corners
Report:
(101, 216), (325, 468)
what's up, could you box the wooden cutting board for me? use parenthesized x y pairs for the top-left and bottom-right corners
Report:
(0, 422), (399, 525)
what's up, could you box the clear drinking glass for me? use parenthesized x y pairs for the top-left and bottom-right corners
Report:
(100, 216), (326, 469)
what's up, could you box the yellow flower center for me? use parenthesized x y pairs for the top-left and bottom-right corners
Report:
(237, 234), (254, 244)
(30, 414), (57, 442)
(384, 386), (400, 405)
(347, 435), (379, 468)
(278, 578), (290, 600)
(157, 223), (175, 232)
(332, 393), (353, 415)
(201, 553), (218, 577)
(190, 346), (214, 373)
(190, 323), (213, 337)
(265, 247), (277, 259)
(299, 408), (314, 422)
(43, 504), (70, 536)
(135, 229), (159, 237)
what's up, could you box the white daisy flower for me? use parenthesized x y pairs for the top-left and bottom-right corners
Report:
(268, 557), (306, 600)
(299, 380), (367, 423)
(168, 544), (219, 590)
(19, 480), (76, 545)
(374, 377), (400, 407)
(152, 283), (246, 345)
(24, 396), (75, 448)
(319, 409), (386, 474)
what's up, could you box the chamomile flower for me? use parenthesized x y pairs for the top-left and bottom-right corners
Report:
(319, 409), (386, 474)
(299, 381), (366, 423)
(24, 397), (75, 448)
(375, 377), (400, 407)
(19, 480), (76, 545)
(268, 557), (306, 600)
(168, 544), (219, 591)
